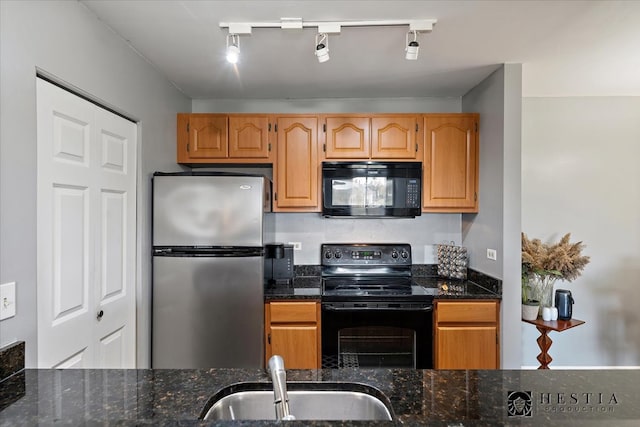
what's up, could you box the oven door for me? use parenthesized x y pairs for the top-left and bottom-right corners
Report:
(321, 302), (433, 369)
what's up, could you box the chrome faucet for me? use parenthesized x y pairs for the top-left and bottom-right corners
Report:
(267, 355), (295, 420)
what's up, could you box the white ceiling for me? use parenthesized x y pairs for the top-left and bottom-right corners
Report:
(81, 0), (640, 99)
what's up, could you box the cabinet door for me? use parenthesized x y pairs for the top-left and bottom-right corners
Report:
(324, 116), (370, 159)
(228, 115), (271, 159)
(435, 325), (498, 369)
(268, 324), (319, 369)
(434, 300), (499, 369)
(274, 116), (319, 210)
(423, 114), (478, 212)
(371, 116), (419, 159)
(182, 114), (228, 160)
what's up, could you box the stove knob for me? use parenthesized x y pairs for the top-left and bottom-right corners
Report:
(401, 250), (409, 259)
(334, 251), (342, 259)
(324, 251), (333, 259)
(391, 250), (399, 259)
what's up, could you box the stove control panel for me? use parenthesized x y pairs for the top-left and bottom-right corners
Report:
(321, 243), (411, 266)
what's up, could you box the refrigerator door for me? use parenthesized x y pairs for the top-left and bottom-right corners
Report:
(153, 175), (268, 247)
(152, 254), (264, 368)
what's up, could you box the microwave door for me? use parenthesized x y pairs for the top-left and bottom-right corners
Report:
(332, 178), (366, 208)
(365, 177), (391, 208)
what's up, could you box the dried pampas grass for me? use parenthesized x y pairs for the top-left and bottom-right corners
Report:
(521, 232), (590, 282)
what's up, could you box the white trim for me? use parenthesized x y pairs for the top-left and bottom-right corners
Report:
(521, 365), (640, 370)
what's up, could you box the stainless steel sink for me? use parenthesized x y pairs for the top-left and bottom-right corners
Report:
(202, 382), (394, 421)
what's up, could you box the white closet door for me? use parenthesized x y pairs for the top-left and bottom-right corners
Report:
(37, 78), (137, 368)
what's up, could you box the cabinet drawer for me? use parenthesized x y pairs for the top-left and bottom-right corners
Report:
(436, 301), (498, 323)
(269, 302), (318, 323)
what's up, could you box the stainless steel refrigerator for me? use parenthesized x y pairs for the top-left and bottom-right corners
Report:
(152, 172), (273, 368)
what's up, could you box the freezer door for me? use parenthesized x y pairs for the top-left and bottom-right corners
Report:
(153, 175), (268, 247)
(152, 255), (264, 368)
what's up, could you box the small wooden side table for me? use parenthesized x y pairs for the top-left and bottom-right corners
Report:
(522, 317), (585, 369)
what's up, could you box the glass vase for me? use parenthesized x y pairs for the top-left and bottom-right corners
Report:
(529, 275), (557, 314)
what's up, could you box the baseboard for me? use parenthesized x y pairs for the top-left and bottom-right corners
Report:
(521, 365), (640, 370)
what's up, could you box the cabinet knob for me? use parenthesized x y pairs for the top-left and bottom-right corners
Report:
(97, 310), (104, 320)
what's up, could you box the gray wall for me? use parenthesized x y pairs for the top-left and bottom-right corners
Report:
(194, 97), (465, 263)
(275, 214), (462, 265)
(522, 97), (640, 367)
(192, 97), (461, 114)
(0, 1), (190, 367)
(461, 64), (523, 369)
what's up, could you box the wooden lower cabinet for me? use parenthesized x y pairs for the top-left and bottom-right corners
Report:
(265, 301), (321, 369)
(434, 300), (500, 369)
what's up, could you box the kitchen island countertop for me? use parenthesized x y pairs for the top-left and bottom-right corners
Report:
(1, 367), (638, 425)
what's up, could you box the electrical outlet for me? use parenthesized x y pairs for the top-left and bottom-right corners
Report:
(487, 249), (497, 261)
(0, 282), (16, 320)
(288, 242), (302, 251)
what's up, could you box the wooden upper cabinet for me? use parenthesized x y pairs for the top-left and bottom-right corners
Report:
(322, 114), (420, 160)
(274, 116), (320, 211)
(324, 116), (370, 159)
(177, 114), (228, 162)
(228, 115), (271, 159)
(177, 113), (273, 164)
(423, 114), (479, 212)
(371, 116), (419, 159)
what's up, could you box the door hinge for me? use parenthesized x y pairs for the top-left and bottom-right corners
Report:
(274, 124), (278, 132)
(187, 123), (190, 132)
(415, 123), (419, 132)
(474, 192), (477, 201)
(323, 123), (327, 132)
(186, 143), (190, 152)
(268, 143), (271, 152)
(415, 143), (418, 152)
(268, 123), (272, 132)
(268, 333), (271, 344)
(475, 122), (478, 132)
(323, 143), (326, 152)
(274, 193), (278, 201)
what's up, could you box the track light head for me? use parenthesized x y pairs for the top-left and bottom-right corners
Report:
(226, 34), (240, 64)
(315, 33), (329, 63)
(405, 31), (420, 60)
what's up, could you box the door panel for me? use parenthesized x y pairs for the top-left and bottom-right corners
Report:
(275, 116), (319, 208)
(371, 116), (417, 159)
(324, 116), (370, 159)
(53, 349), (89, 369)
(37, 78), (136, 368)
(189, 115), (228, 158)
(53, 185), (89, 320)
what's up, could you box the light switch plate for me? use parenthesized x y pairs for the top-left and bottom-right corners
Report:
(0, 282), (16, 320)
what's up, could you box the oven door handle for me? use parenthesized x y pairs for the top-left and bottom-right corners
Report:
(322, 304), (433, 312)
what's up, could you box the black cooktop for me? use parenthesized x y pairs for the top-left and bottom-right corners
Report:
(320, 243), (436, 303)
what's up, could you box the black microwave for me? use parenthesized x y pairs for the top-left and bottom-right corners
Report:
(322, 161), (422, 218)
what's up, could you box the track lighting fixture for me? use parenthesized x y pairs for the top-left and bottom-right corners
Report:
(315, 33), (330, 63)
(220, 18), (436, 64)
(226, 34), (240, 64)
(405, 30), (419, 60)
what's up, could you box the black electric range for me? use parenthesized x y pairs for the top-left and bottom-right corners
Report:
(320, 243), (434, 369)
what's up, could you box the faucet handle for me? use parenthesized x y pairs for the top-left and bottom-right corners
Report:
(268, 354), (285, 373)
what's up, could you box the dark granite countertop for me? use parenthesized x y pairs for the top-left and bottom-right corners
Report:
(264, 265), (501, 301)
(2, 368), (638, 425)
